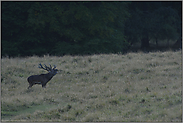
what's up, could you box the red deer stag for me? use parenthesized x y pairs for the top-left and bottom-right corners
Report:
(27, 63), (58, 89)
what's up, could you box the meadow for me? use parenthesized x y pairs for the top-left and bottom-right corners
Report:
(1, 50), (182, 122)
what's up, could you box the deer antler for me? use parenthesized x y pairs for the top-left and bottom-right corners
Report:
(44, 64), (51, 71)
(38, 63), (50, 71)
(38, 63), (58, 72)
(49, 64), (52, 69)
(53, 65), (57, 70)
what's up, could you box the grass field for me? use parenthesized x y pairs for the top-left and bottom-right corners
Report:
(1, 50), (182, 122)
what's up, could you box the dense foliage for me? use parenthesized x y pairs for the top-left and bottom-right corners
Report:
(124, 2), (181, 49)
(2, 1), (182, 57)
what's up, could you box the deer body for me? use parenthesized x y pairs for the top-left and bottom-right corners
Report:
(27, 63), (58, 89)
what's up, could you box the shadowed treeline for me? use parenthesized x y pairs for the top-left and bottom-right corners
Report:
(2, 1), (182, 57)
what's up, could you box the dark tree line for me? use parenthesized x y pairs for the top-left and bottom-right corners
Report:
(2, 1), (182, 57)
(125, 2), (181, 49)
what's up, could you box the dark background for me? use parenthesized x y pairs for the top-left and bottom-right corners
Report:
(2, 1), (182, 57)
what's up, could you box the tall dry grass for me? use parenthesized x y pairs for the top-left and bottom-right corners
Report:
(1, 51), (182, 122)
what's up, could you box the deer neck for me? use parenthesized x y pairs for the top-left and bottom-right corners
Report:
(45, 72), (55, 80)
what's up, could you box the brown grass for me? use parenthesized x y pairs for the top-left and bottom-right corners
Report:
(1, 51), (182, 122)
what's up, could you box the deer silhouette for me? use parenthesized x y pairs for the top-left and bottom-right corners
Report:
(27, 63), (58, 89)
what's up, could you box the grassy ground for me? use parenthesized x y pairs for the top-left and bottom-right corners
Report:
(1, 50), (182, 122)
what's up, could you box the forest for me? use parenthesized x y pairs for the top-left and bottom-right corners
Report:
(2, 1), (182, 57)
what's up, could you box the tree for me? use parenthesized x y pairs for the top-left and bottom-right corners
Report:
(124, 1), (181, 50)
(150, 6), (180, 47)
(2, 2), (130, 57)
(2, 2), (32, 56)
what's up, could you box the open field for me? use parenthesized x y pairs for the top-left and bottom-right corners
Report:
(1, 50), (182, 122)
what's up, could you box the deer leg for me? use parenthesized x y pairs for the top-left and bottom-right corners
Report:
(28, 84), (33, 89)
(42, 83), (47, 88)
